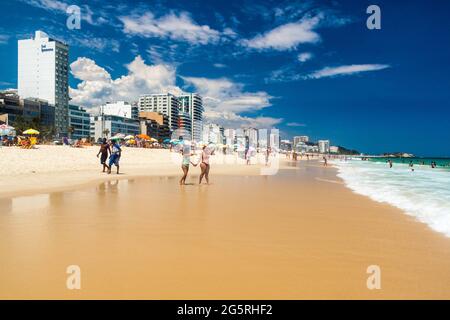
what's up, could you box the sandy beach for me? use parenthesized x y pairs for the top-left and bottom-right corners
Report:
(1, 146), (450, 299)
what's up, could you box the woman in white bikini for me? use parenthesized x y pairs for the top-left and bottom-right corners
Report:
(198, 145), (214, 185)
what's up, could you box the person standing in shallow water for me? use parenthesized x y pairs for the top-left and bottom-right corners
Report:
(97, 138), (111, 173)
(108, 140), (122, 174)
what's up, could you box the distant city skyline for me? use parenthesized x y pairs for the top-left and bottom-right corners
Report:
(0, 1), (449, 156)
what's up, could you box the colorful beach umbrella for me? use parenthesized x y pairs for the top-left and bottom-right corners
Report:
(0, 124), (15, 136)
(124, 135), (135, 140)
(163, 138), (171, 143)
(23, 128), (40, 135)
(137, 134), (151, 140)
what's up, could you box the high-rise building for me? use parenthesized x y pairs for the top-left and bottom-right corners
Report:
(177, 112), (192, 138)
(18, 31), (69, 136)
(138, 93), (179, 131)
(293, 136), (309, 148)
(244, 128), (258, 147)
(202, 123), (224, 144)
(318, 140), (330, 154)
(69, 105), (91, 139)
(224, 128), (236, 146)
(179, 93), (203, 141)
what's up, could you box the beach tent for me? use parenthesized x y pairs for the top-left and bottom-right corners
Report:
(23, 128), (40, 135)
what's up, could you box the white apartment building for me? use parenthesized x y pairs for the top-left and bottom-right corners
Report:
(94, 101), (138, 119)
(179, 93), (203, 142)
(293, 136), (309, 148)
(18, 31), (69, 136)
(138, 93), (179, 131)
(202, 123), (224, 144)
(244, 128), (258, 147)
(224, 128), (236, 146)
(318, 140), (330, 154)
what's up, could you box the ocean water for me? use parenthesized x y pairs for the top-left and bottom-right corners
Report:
(333, 159), (450, 237)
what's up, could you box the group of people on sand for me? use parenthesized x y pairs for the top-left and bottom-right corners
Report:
(96, 136), (214, 184)
(179, 140), (214, 185)
(96, 138), (122, 174)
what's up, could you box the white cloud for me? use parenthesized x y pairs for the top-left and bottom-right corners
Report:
(242, 16), (321, 50)
(213, 63), (227, 68)
(69, 56), (181, 108)
(181, 76), (280, 128)
(0, 35), (9, 44)
(20, 0), (67, 12)
(306, 64), (390, 79)
(297, 52), (313, 62)
(286, 122), (306, 127)
(20, 0), (107, 26)
(120, 11), (227, 45)
(69, 56), (279, 128)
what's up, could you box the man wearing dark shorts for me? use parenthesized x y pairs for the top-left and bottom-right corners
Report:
(97, 138), (111, 172)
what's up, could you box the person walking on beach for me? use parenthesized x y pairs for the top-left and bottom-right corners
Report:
(388, 160), (393, 168)
(265, 147), (271, 166)
(97, 138), (111, 173)
(108, 140), (122, 174)
(323, 156), (328, 167)
(180, 142), (197, 185)
(198, 145), (214, 184)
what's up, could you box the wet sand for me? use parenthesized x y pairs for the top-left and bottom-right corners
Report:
(1, 162), (450, 299)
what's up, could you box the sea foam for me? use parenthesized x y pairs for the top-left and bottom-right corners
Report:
(333, 160), (450, 237)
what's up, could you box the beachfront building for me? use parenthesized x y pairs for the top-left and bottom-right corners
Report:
(95, 101), (138, 119)
(90, 114), (140, 142)
(179, 93), (203, 141)
(244, 128), (258, 147)
(18, 31), (69, 136)
(177, 112), (192, 139)
(224, 128), (236, 146)
(330, 146), (339, 154)
(68, 105), (90, 140)
(138, 93), (179, 131)
(202, 123), (224, 144)
(293, 136), (309, 148)
(280, 140), (292, 151)
(269, 129), (280, 150)
(318, 140), (330, 154)
(0, 91), (54, 127)
(139, 111), (171, 141)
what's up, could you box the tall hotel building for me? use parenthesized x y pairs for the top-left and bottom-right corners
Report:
(18, 31), (69, 136)
(179, 93), (203, 141)
(138, 93), (180, 131)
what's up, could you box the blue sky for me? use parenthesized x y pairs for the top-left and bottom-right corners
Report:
(0, 0), (449, 156)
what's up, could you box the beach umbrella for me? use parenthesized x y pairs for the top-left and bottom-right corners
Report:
(149, 137), (157, 142)
(110, 136), (122, 141)
(124, 135), (135, 140)
(0, 124), (14, 136)
(137, 134), (151, 140)
(163, 138), (171, 143)
(23, 128), (40, 135)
